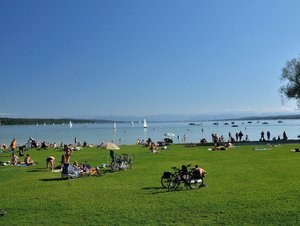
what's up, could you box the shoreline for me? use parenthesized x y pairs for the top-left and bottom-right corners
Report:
(185, 139), (300, 147)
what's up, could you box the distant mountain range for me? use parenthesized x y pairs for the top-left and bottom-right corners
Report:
(95, 112), (300, 122)
(237, 114), (300, 121)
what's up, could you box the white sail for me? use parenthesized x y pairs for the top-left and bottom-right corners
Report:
(69, 121), (73, 128)
(143, 118), (147, 128)
(131, 121), (134, 126)
(113, 122), (117, 130)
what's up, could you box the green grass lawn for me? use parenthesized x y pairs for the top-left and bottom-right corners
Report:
(1, 143), (300, 225)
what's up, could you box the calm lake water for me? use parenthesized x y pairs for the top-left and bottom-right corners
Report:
(1, 120), (300, 146)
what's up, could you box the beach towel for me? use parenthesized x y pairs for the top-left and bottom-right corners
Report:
(16, 163), (28, 167)
(16, 162), (38, 166)
(254, 147), (271, 151)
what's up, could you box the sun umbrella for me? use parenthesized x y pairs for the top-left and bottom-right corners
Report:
(100, 142), (120, 150)
(164, 132), (175, 137)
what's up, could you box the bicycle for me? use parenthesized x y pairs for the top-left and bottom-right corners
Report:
(110, 153), (134, 172)
(188, 168), (204, 189)
(167, 166), (189, 191)
(167, 164), (204, 191)
(161, 167), (177, 188)
(23, 137), (38, 151)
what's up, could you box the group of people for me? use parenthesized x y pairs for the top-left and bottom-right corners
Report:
(0, 137), (82, 171)
(10, 153), (34, 166)
(260, 131), (288, 141)
(46, 144), (73, 171)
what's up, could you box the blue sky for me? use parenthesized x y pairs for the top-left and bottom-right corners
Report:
(1, 0), (300, 119)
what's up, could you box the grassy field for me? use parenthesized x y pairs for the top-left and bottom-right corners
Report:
(1, 143), (300, 225)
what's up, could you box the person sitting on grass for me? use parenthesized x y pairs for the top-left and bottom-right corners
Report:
(194, 165), (206, 178)
(24, 154), (33, 165)
(11, 154), (19, 165)
(41, 141), (48, 149)
(150, 142), (159, 153)
(194, 165), (207, 187)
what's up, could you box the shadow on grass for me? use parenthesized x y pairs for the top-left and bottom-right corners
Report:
(142, 186), (170, 194)
(142, 186), (164, 190)
(27, 168), (47, 173)
(39, 178), (63, 182)
(143, 186), (198, 194)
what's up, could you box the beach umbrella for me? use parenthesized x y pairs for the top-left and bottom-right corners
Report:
(164, 132), (175, 137)
(100, 142), (120, 150)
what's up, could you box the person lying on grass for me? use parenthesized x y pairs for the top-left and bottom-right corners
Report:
(73, 161), (99, 174)
(209, 146), (227, 151)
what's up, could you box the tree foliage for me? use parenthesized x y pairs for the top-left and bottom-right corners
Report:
(279, 56), (300, 107)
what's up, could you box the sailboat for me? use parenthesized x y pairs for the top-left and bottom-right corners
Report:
(69, 121), (73, 128)
(143, 118), (148, 129)
(130, 121), (134, 126)
(113, 122), (117, 130)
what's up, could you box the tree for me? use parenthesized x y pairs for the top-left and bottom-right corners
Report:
(279, 56), (300, 107)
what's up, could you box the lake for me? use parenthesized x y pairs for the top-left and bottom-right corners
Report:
(1, 119), (300, 146)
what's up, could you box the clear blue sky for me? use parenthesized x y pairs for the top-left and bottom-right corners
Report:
(1, 0), (300, 119)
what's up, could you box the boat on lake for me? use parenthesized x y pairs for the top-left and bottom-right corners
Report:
(143, 119), (147, 128)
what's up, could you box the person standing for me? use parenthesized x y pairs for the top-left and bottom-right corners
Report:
(260, 131), (265, 141)
(235, 133), (239, 142)
(10, 138), (17, 154)
(64, 145), (73, 163)
(238, 131), (243, 142)
(283, 131), (288, 141)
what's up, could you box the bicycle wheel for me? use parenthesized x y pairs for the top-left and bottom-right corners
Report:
(127, 154), (134, 169)
(68, 171), (77, 180)
(168, 176), (180, 192)
(188, 177), (203, 189)
(161, 176), (171, 188)
(111, 163), (119, 172)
